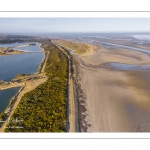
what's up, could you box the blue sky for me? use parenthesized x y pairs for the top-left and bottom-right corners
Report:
(0, 18), (150, 34)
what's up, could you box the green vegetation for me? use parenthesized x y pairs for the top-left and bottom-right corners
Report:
(53, 39), (96, 54)
(0, 112), (8, 127)
(53, 39), (88, 54)
(16, 74), (26, 77)
(4, 42), (69, 132)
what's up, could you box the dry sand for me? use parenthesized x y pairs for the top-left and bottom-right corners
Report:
(75, 45), (150, 132)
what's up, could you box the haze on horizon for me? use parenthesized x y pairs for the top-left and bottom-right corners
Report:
(0, 18), (150, 34)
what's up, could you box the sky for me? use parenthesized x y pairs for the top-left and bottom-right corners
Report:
(0, 18), (150, 34)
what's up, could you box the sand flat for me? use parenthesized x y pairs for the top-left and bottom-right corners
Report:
(81, 47), (150, 66)
(76, 44), (150, 132)
(81, 68), (132, 131)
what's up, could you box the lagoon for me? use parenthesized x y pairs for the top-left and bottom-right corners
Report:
(0, 42), (44, 81)
(0, 87), (20, 113)
(0, 42), (44, 114)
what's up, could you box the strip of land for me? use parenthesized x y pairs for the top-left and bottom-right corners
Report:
(54, 39), (150, 132)
(2, 41), (68, 132)
(0, 47), (27, 56)
(53, 43), (79, 132)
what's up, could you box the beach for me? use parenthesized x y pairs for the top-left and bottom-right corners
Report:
(71, 43), (150, 132)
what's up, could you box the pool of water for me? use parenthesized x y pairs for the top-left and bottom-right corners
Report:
(104, 62), (150, 71)
(0, 87), (20, 113)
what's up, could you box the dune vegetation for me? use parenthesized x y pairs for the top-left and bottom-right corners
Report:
(52, 39), (94, 54)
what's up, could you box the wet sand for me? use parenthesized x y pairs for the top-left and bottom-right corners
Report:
(0, 48), (48, 132)
(76, 44), (150, 132)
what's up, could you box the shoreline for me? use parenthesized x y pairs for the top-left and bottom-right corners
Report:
(55, 42), (96, 132)
(0, 42), (45, 90)
(53, 43), (79, 132)
(55, 39), (150, 132)
(4, 83), (25, 114)
(0, 42), (42, 56)
(0, 50), (28, 56)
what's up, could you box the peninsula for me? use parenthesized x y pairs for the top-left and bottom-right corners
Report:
(0, 47), (26, 56)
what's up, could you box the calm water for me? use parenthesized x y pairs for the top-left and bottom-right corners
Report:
(0, 42), (27, 48)
(0, 87), (20, 113)
(0, 42), (41, 50)
(0, 53), (44, 81)
(14, 43), (42, 52)
(0, 43), (44, 81)
(0, 42), (44, 114)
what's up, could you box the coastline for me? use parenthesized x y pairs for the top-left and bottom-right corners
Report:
(64, 43), (131, 132)
(76, 43), (150, 132)
(54, 39), (150, 132)
(2, 39), (150, 132)
(54, 42), (96, 132)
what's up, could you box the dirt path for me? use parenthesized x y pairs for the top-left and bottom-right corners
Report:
(68, 77), (76, 132)
(41, 51), (49, 73)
